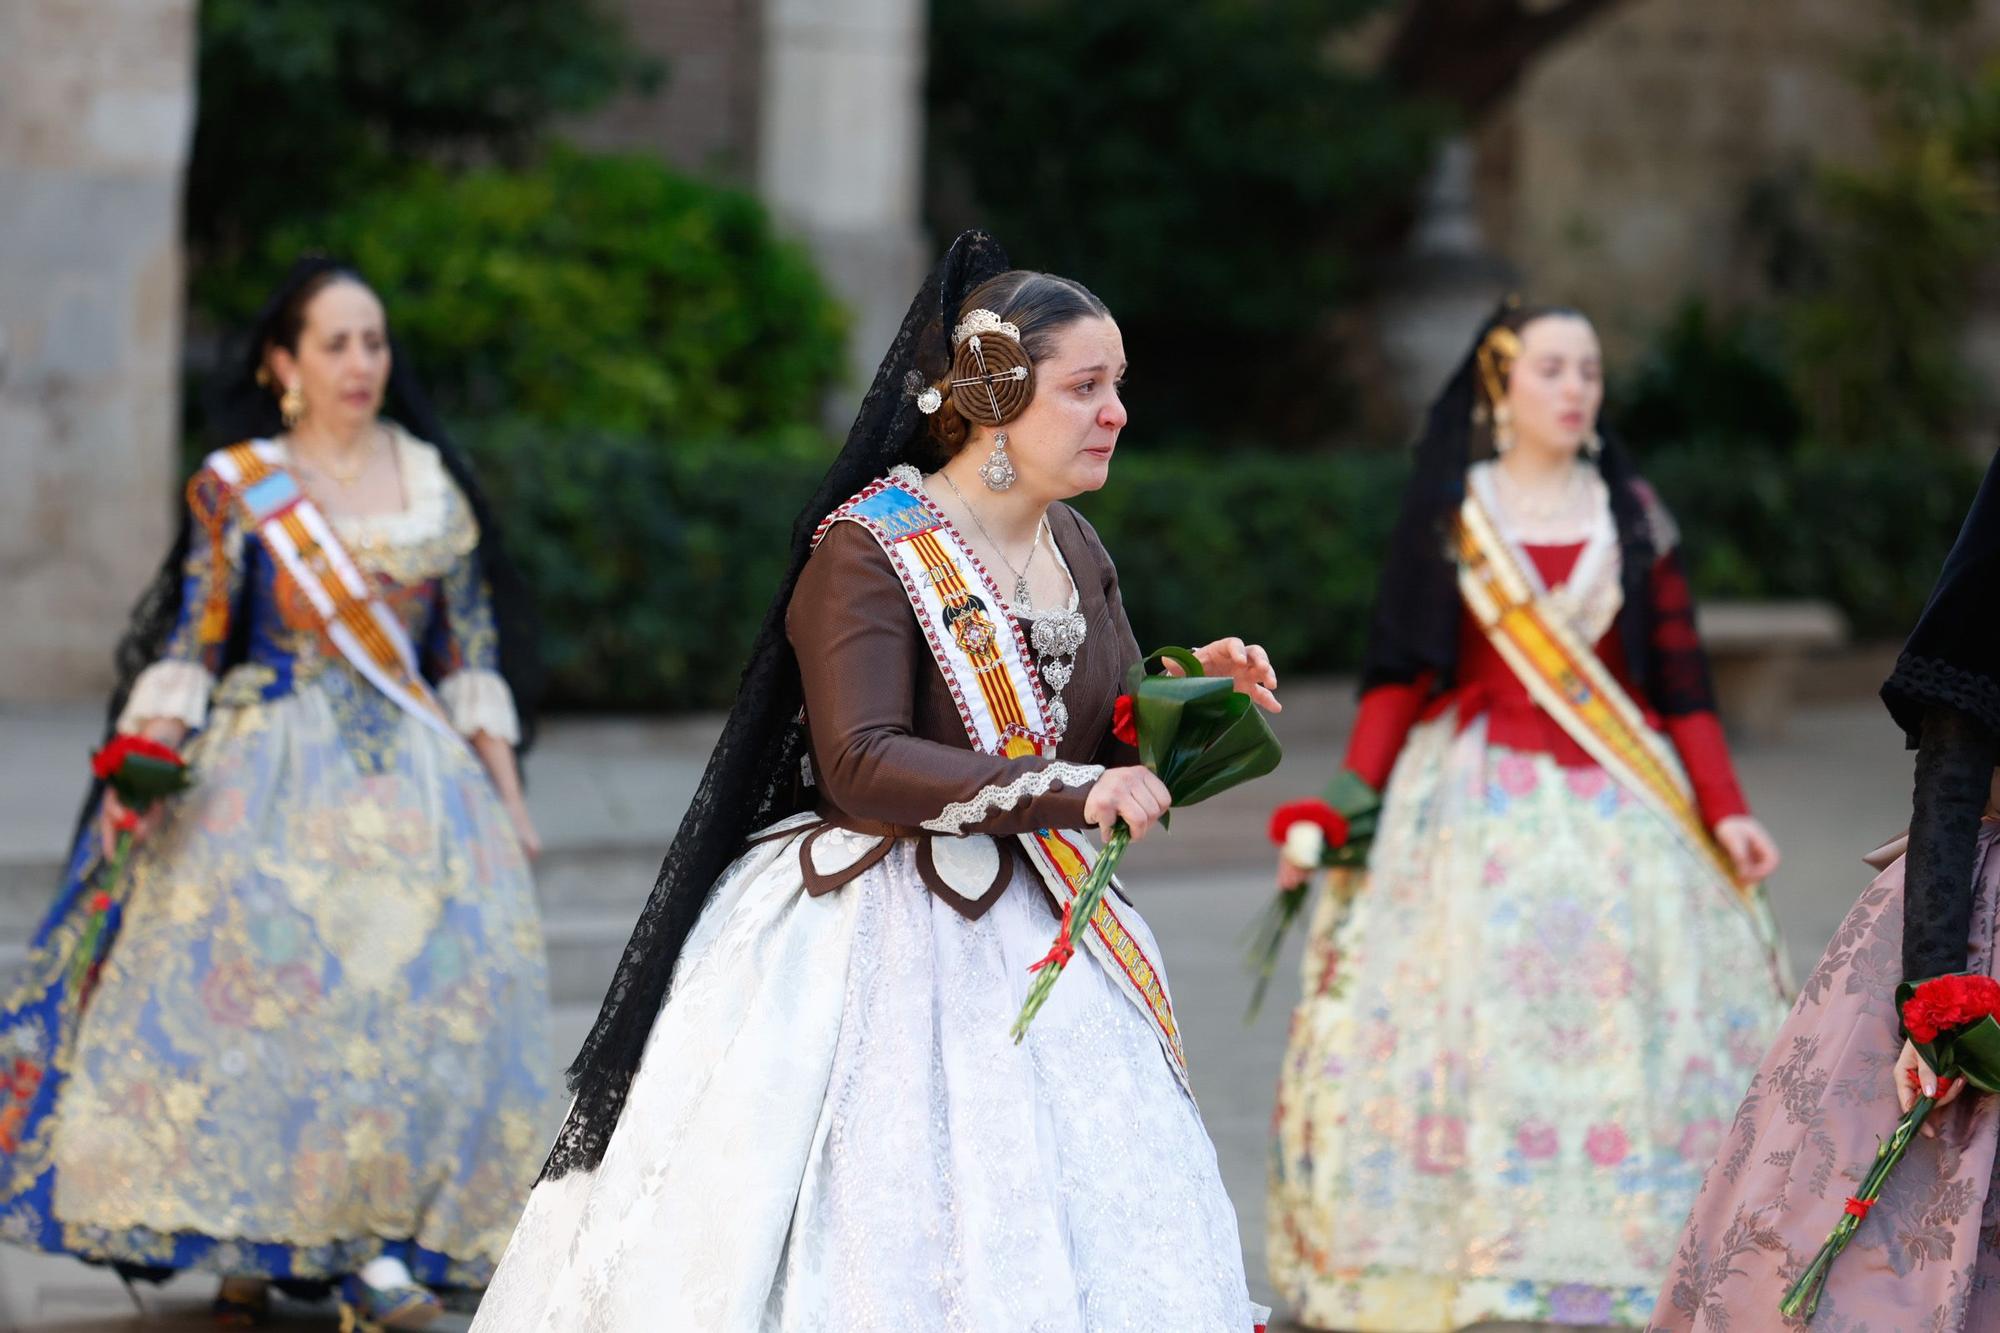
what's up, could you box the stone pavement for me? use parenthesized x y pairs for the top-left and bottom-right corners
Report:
(0, 674), (1917, 1331)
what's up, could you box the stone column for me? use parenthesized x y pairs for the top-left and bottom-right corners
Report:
(1373, 135), (1520, 426)
(0, 0), (197, 702)
(759, 0), (929, 415)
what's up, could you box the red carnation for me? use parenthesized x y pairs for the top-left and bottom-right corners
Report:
(1111, 694), (1138, 746)
(1903, 974), (2000, 1043)
(90, 734), (182, 780)
(1267, 798), (1350, 849)
(89, 892), (112, 914)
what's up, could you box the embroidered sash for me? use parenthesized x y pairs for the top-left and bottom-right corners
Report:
(205, 441), (463, 746)
(817, 468), (1190, 1087)
(1455, 492), (1747, 899)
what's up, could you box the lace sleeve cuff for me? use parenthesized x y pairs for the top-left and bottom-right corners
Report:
(115, 660), (215, 733)
(438, 669), (521, 745)
(921, 763), (1105, 835)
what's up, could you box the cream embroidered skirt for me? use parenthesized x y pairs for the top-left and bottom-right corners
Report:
(473, 814), (1267, 1331)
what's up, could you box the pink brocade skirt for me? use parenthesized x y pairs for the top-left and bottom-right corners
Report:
(1651, 826), (2000, 1331)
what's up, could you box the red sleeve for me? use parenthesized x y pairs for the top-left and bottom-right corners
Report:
(1644, 546), (1723, 717)
(1663, 710), (1751, 827)
(1342, 678), (1431, 791)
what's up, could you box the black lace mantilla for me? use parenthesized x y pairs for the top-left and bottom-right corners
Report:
(1885, 653), (2000, 754)
(1357, 304), (1714, 719)
(539, 231), (1014, 1182)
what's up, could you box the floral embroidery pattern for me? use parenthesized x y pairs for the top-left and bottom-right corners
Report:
(1269, 719), (1787, 1330)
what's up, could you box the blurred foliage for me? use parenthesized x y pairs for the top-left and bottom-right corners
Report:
(1645, 440), (1983, 636)
(926, 0), (1443, 442)
(203, 151), (847, 438)
(1748, 0), (2000, 449)
(1612, 301), (1806, 452)
(465, 424), (1975, 710)
(1071, 450), (1410, 669)
(471, 422), (832, 710)
(188, 0), (657, 262)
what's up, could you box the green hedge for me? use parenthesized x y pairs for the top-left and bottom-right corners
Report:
(203, 148), (847, 439)
(464, 425), (1980, 710)
(1644, 439), (1982, 637)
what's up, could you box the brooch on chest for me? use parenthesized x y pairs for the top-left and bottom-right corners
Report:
(943, 595), (1002, 668)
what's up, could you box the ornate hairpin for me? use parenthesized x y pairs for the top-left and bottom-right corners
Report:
(905, 369), (944, 415)
(959, 335), (1023, 427)
(1475, 326), (1522, 412)
(951, 309), (1021, 348)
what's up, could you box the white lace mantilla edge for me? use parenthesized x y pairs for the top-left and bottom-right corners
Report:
(115, 660), (216, 733)
(920, 762), (1105, 835)
(438, 668), (522, 744)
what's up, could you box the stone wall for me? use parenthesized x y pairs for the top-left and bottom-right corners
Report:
(1492, 0), (2000, 353)
(567, 0), (762, 181)
(0, 0), (196, 702)
(574, 0), (929, 417)
(759, 0), (929, 413)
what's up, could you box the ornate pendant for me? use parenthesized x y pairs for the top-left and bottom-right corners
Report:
(1047, 694), (1070, 738)
(978, 433), (1016, 491)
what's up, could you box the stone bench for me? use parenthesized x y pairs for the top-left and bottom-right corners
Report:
(1696, 600), (1850, 741)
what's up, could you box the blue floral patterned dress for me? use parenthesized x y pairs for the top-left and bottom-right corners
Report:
(0, 427), (557, 1287)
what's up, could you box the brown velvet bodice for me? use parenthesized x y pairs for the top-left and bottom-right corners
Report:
(781, 499), (1141, 916)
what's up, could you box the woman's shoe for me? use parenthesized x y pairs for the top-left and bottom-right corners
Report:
(211, 1276), (270, 1327)
(336, 1273), (442, 1332)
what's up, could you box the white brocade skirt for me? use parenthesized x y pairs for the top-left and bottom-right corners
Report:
(473, 815), (1265, 1332)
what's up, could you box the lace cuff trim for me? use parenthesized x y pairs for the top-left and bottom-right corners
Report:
(920, 762), (1104, 835)
(438, 669), (521, 744)
(1885, 652), (2000, 747)
(116, 660), (215, 732)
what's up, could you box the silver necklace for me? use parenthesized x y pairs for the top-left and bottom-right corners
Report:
(938, 470), (1044, 608)
(1494, 459), (1584, 524)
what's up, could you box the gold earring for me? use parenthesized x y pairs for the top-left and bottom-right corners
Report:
(280, 381), (305, 428)
(1492, 404), (1515, 453)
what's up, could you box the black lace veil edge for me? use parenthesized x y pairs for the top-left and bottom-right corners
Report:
(1883, 448), (2000, 747)
(1357, 302), (1667, 707)
(76, 255), (546, 852)
(538, 230), (1013, 1181)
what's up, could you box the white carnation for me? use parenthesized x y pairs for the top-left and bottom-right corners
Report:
(1281, 820), (1325, 870)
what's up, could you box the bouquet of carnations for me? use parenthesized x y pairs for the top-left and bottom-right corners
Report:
(1009, 647), (1283, 1042)
(1780, 971), (2000, 1321)
(73, 735), (192, 989)
(1242, 771), (1381, 1019)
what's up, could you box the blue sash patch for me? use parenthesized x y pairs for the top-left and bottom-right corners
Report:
(240, 470), (302, 523)
(845, 482), (940, 542)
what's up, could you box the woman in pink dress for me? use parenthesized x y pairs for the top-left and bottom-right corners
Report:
(1653, 451), (2000, 1332)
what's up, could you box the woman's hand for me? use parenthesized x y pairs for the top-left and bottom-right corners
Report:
(1170, 637), (1280, 713)
(1895, 1039), (1970, 1136)
(502, 794), (542, 862)
(1715, 814), (1781, 882)
(471, 731), (540, 861)
(97, 787), (166, 859)
(1083, 766), (1173, 841)
(1275, 854), (1313, 891)
(95, 721), (186, 858)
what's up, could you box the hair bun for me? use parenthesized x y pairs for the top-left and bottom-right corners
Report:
(949, 332), (1034, 427)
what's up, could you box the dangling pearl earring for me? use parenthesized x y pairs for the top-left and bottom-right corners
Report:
(978, 431), (1016, 491)
(1583, 428), (1603, 461)
(280, 381), (306, 428)
(1492, 404), (1515, 454)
